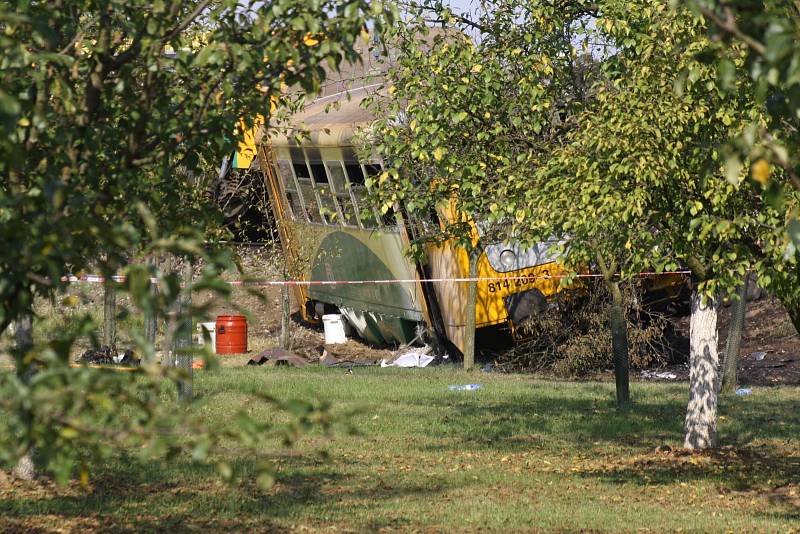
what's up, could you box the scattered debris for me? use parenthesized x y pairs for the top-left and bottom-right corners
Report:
(654, 444), (673, 454)
(381, 349), (434, 368)
(75, 346), (139, 366)
(641, 370), (677, 380)
(247, 347), (309, 367)
(752, 351), (767, 361)
(735, 388), (753, 396)
(448, 384), (482, 391)
(319, 348), (375, 368)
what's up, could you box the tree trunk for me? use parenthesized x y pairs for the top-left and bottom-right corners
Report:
(721, 276), (748, 394)
(176, 261), (193, 402)
(103, 282), (116, 349)
(780, 293), (800, 336)
(143, 258), (158, 360)
(684, 289), (720, 449)
(607, 280), (631, 408)
(463, 247), (480, 370)
(161, 255), (177, 369)
(12, 314), (36, 481)
(279, 267), (291, 349)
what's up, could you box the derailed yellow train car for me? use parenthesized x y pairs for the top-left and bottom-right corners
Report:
(245, 85), (569, 354)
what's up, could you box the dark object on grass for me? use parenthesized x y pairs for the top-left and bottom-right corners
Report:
(248, 347), (309, 367)
(319, 348), (376, 368)
(76, 346), (140, 366)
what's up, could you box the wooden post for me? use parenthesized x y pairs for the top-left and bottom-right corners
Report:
(144, 264), (157, 346)
(463, 247), (480, 370)
(103, 282), (117, 349)
(176, 261), (193, 402)
(160, 254), (176, 369)
(279, 268), (291, 349)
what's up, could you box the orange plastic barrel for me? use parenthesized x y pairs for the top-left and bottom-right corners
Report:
(215, 315), (247, 354)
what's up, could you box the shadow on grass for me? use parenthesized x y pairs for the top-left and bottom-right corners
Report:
(414, 387), (800, 493)
(0, 451), (460, 532)
(417, 386), (800, 451)
(579, 445), (800, 491)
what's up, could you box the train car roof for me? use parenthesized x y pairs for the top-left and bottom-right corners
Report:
(263, 27), (457, 149)
(267, 83), (384, 147)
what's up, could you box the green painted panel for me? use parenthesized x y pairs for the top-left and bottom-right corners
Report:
(307, 230), (424, 322)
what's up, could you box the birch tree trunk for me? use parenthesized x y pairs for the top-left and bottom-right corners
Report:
(684, 289), (720, 449)
(463, 247), (480, 370)
(12, 314), (36, 481)
(721, 277), (748, 394)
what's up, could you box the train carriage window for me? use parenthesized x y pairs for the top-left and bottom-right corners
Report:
(290, 147), (311, 179)
(305, 151), (342, 225)
(289, 147), (323, 224)
(315, 182), (340, 224)
(326, 161), (358, 226)
(297, 180), (323, 223)
(363, 162), (395, 228)
(344, 162), (365, 185)
(276, 160), (304, 220)
(381, 204), (398, 228)
(342, 147), (365, 185)
(308, 162), (329, 185)
(326, 160), (348, 192)
(360, 162), (398, 227)
(363, 163), (383, 180)
(305, 147), (330, 186)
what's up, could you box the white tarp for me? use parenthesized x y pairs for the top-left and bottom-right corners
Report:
(381, 351), (435, 368)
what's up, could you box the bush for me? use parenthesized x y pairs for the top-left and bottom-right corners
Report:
(495, 280), (670, 376)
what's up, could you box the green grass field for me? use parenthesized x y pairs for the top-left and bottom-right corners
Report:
(2, 366), (799, 533)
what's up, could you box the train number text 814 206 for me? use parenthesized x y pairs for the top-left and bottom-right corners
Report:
(486, 271), (548, 293)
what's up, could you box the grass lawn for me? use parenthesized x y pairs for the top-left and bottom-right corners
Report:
(1, 366), (799, 533)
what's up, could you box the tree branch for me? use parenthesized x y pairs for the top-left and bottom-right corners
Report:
(162, 0), (213, 44)
(696, 4), (767, 56)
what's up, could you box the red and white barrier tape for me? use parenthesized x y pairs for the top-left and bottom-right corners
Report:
(61, 270), (691, 286)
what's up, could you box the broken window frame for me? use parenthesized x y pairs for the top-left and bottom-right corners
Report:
(275, 159), (306, 222)
(290, 147), (326, 225)
(274, 145), (402, 232)
(325, 159), (360, 228)
(360, 161), (400, 230)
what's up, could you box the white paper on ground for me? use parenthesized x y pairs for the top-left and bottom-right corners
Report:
(381, 351), (434, 368)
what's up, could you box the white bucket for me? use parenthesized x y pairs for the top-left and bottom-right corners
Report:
(196, 322), (216, 353)
(322, 314), (347, 344)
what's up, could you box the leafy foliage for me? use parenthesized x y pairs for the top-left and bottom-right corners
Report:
(0, 0), (391, 482)
(368, 0), (600, 253)
(372, 0), (798, 299)
(687, 0), (800, 322)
